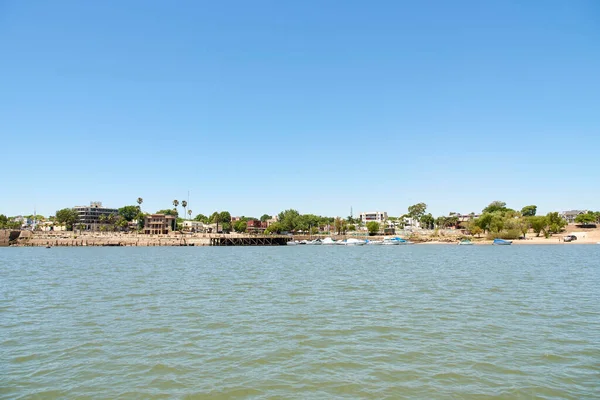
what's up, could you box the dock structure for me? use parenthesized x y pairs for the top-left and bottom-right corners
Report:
(209, 235), (290, 246)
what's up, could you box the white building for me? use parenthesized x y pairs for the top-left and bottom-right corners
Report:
(73, 202), (118, 231)
(403, 216), (421, 230)
(359, 211), (388, 223)
(182, 220), (208, 232)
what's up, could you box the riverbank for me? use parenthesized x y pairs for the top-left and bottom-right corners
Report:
(4, 227), (599, 247)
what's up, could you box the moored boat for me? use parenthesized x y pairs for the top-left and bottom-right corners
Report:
(382, 237), (412, 245)
(345, 238), (366, 246)
(306, 239), (322, 245)
(458, 239), (473, 245)
(322, 237), (336, 245)
(493, 238), (512, 245)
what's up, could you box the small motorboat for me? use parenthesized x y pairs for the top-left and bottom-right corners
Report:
(286, 240), (299, 246)
(383, 237), (412, 245)
(458, 239), (473, 245)
(322, 237), (336, 245)
(344, 238), (366, 246)
(493, 238), (512, 245)
(306, 239), (322, 245)
(366, 240), (383, 245)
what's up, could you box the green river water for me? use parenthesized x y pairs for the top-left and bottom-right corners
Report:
(1, 245), (599, 399)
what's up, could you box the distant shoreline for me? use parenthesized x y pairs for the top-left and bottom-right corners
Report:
(2, 229), (598, 247)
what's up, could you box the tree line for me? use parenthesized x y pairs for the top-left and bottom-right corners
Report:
(5, 198), (600, 235)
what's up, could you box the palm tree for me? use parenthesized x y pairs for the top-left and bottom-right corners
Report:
(181, 200), (188, 220)
(137, 197), (143, 208)
(188, 209), (192, 219)
(173, 200), (179, 217)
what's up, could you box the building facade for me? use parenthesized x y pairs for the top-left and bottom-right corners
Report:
(144, 214), (177, 234)
(359, 211), (388, 223)
(74, 202), (118, 231)
(182, 220), (207, 233)
(247, 220), (268, 234)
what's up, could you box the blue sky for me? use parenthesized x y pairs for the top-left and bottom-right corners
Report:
(1, 0), (599, 218)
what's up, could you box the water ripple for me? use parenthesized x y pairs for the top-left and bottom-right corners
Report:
(1, 245), (599, 399)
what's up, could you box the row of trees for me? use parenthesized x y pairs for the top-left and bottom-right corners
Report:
(467, 203), (567, 239)
(0, 215), (22, 229)
(6, 197), (600, 235)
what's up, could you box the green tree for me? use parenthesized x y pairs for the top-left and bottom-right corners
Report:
(55, 208), (79, 231)
(489, 212), (506, 233)
(260, 214), (272, 222)
(435, 216), (448, 229)
(366, 221), (380, 235)
(118, 205), (139, 222)
(521, 205), (537, 217)
(473, 213), (494, 233)
(546, 212), (566, 233)
(408, 203), (427, 221)
(265, 222), (282, 234)
(137, 197), (143, 210)
(482, 201), (507, 214)
(529, 216), (548, 237)
(420, 213), (435, 230)
(470, 225), (483, 238)
(517, 217), (530, 238)
(194, 214), (208, 223)
(278, 209), (300, 232)
(234, 220), (247, 233)
(574, 212), (595, 225)
(219, 211), (231, 231)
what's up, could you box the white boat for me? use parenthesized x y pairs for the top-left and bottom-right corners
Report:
(366, 240), (383, 245)
(306, 239), (322, 245)
(382, 237), (412, 245)
(458, 239), (473, 245)
(345, 238), (366, 246)
(286, 240), (298, 246)
(322, 237), (336, 245)
(335, 240), (346, 245)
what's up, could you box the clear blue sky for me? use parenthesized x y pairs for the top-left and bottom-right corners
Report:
(1, 0), (599, 218)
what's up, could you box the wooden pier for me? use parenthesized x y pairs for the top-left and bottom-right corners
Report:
(209, 235), (290, 246)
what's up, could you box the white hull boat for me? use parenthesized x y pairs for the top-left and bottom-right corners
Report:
(345, 238), (366, 246)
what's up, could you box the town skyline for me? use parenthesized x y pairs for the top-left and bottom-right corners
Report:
(1, 195), (595, 221)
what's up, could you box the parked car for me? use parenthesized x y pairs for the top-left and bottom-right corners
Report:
(563, 235), (577, 242)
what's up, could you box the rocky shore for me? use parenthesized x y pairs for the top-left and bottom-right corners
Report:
(6, 231), (212, 247)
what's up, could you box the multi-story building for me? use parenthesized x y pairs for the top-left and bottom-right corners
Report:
(359, 211), (388, 224)
(144, 214), (177, 234)
(182, 220), (207, 233)
(74, 202), (118, 231)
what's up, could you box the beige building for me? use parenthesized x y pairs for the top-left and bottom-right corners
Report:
(144, 214), (176, 234)
(182, 220), (208, 232)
